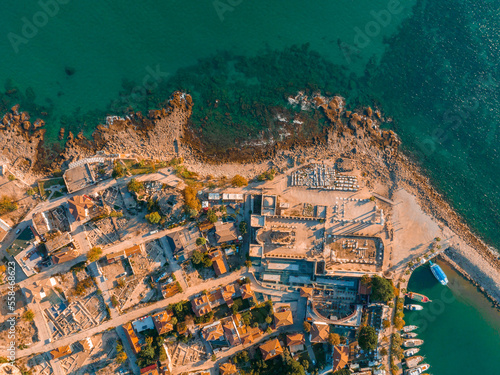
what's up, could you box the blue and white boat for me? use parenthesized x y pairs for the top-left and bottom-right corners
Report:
(429, 260), (448, 285)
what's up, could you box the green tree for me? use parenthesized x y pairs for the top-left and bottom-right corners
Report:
(146, 212), (161, 224)
(116, 351), (127, 364)
(360, 274), (372, 286)
(358, 326), (378, 351)
(183, 186), (201, 211)
(191, 250), (203, 265)
(231, 175), (248, 187)
(202, 256), (212, 268)
(112, 162), (126, 178)
(127, 178), (144, 193)
(87, 247), (102, 262)
(23, 310), (35, 322)
(371, 275), (395, 303)
(196, 237), (207, 246)
(239, 221), (247, 235)
(207, 209), (218, 223)
(328, 333), (341, 346)
(265, 316), (272, 324)
(211, 354), (217, 361)
(303, 321), (311, 333)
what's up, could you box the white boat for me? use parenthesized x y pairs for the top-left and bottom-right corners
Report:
(405, 304), (423, 311)
(404, 348), (420, 357)
(403, 325), (418, 332)
(403, 339), (424, 348)
(404, 364), (430, 375)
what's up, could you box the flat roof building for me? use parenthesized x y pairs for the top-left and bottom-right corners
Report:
(63, 164), (96, 193)
(45, 232), (73, 253)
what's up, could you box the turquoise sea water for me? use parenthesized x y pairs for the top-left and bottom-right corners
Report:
(406, 260), (500, 375)
(0, 2), (499, 372)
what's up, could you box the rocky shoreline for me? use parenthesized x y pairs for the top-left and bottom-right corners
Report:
(1, 90), (499, 305)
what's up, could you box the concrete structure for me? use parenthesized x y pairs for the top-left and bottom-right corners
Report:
(63, 164), (96, 193)
(45, 232), (73, 254)
(214, 222), (238, 244)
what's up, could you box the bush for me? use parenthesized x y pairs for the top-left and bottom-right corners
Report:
(111, 295), (119, 308)
(127, 178), (144, 193)
(116, 351), (127, 364)
(146, 212), (161, 224)
(0, 196), (17, 215)
(257, 169), (276, 181)
(239, 221), (248, 235)
(112, 162), (127, 178)
(231, 175), (248, 187)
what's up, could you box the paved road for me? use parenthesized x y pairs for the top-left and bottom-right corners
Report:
(16, 268), (247, 359)
(115, 325), (141, 375)
(159, 236), (188, 291)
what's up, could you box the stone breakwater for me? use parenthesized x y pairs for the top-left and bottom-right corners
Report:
(441, 252), (500, 309)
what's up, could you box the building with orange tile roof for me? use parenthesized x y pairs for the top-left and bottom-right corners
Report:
(50, 345), (72, 359)
(191, 294), (213, 317)
(310, 322), (330, 343)
(123, 322), (141, 354)
(68, 195), (104, 221)
(210, 250), (228, 276)
(240, 283), (254, 300)
(286, 333), (305, 353)
(273, 309), (293, 328)
(219, 362), (238, 375)
(221, 317), (241, 346)
(202, 321), (225, 342)
(221, 284), (236, 306)
(238, 325), (261, 345)
(260, 339), (283, 361)
(299, 287), (314, 299)
(152, 310), (174, 335)
(140, 364), (159, 375)
(332, 346), (349, 372)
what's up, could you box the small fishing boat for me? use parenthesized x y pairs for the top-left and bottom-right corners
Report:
(403, 325), (418, 332)
(404, 348), (420, 357)
(405, 304), (423, 311)
(402, 332), (418, 339)
(406, 292), (432, 303)
(405, 355), (424, 368)
(403, 339), (424, 348)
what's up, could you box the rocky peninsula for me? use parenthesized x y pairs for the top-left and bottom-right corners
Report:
(1, 90), (499, 306)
